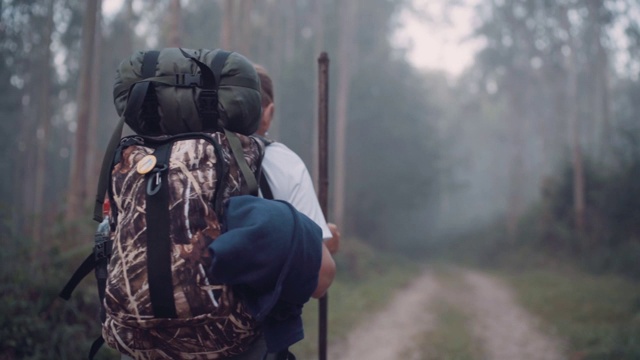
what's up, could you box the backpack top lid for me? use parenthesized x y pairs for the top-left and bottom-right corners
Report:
(113, 48), (261, 136)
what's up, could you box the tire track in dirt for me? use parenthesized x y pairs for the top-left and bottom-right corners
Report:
(326, 268), (566, 360)
(462, 270), (566, 360)
(328, 271), (440, 360)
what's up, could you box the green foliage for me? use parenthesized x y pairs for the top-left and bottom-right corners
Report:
(440, 107), (640, 278)
(0, 218), (118, 359)
(505, 269), (640, 359)
(539, 141), (640, 278)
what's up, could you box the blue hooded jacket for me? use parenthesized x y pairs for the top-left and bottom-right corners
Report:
(208, 195), (323, 352)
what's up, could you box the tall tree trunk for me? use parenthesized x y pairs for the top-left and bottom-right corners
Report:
(332, 0), (358, 230)
(15, 60), (35, 233)
(33, 0), (55, 244)
(236, 0), (254, 57)
(86, 0), (103, 195)
(67, 0), (99, 222)
(18, 26), (39, 232)
(283, 0), (297, 62)
(505, 74), (525, 241)
(569, 67), (586, 235)
(502, 1), (529, 241)
(122, 0), (135, 54)
(266, 2), (286, 140)
(560, 7), (586, 236)
(599, 46), (611, 158)
(168, 0), (182, 47)
(220, 0), (234, 49)
(590, 0), (611, 161)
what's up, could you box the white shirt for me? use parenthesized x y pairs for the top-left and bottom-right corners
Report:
(260, 142), (332, 239)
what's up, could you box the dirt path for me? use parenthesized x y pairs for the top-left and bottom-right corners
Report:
(327, 268), (565, 360)
(462, 270), (565, 360)
(328, 271), (440, 360)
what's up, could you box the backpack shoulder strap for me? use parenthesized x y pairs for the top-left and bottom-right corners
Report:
(254, 136), (274, 200)
(224, 129), (259, 196)
(92, 50), (160, 222)
(260, 171), (274, 200)
(92, 119), (124, 222)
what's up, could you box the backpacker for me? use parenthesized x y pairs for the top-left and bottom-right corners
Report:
(60, 48), (266, 359)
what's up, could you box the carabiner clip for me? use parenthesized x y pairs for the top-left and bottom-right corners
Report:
(146, 164), (167, 196)
(146, 172), (161, 195)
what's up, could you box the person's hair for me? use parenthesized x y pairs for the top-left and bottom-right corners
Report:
(254, 64), (274, 108)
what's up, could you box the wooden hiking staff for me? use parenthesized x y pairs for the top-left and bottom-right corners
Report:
(317, 52), (330, 360)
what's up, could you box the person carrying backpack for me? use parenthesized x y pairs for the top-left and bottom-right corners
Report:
(254, 64), (340, 258)
(212, 65), (341, 360)
(61, 48), (334, 360)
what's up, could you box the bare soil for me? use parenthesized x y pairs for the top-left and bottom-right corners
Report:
(327, 268), (566, 360)
(462, 270), (565, 360)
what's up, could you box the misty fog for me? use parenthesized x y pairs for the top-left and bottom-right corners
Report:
(3, 0), (640, 358)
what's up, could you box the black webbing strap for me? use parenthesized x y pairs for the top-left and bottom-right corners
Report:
(123, 82), (151, 125)
(210, 50), (231, 87)
(134, 75), (258, 90)
(145, 143), (177, 318)
(92, 118), (124, 222)
(60, 233), (112, 359)
(205, 50), (231, 130)
(255, 136), (274, 200)
(260, 172), (274, 200)
(224, 129), (258, 196)
(59, 224), (112, 301)
(93, 50), (160, 222)
(59, 253), (95, 300)
(178, 48), (215, 88)
(89, 336), (104, 360)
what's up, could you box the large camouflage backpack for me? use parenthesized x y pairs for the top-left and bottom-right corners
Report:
(61, 48), (266, 359)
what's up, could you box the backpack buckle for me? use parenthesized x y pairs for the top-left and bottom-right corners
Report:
(198, 89), (219, 119)
(94, 235), (112, 261)
(175, 73), (201, 87)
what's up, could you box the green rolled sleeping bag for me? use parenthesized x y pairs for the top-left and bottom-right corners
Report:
(113, 48), (261, 136)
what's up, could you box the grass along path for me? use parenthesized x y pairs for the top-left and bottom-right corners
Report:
(502, 269), (640, 359)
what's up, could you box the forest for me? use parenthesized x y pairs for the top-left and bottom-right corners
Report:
(2, 0), (640, 358)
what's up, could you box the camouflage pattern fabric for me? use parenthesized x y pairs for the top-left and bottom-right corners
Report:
(103, 131), (264, 359)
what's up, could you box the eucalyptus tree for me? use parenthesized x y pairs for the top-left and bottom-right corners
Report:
(0, 0), (39, 234)
(465, 0), (640, 250)
(469, 0), (610, 237)
(33, 0), (55, 244)
(0, 0), (72, 237)
(327, 0), (443, 251)
(67, 0), (99, 222)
